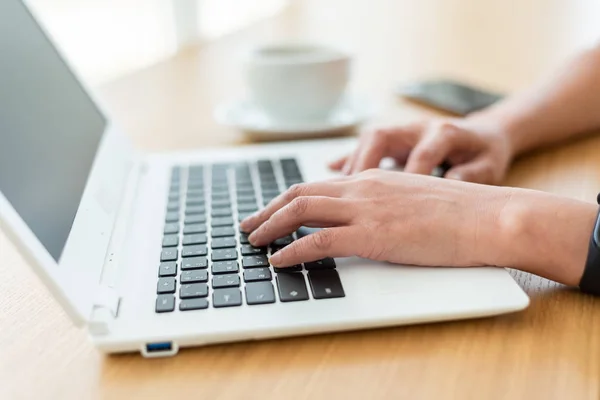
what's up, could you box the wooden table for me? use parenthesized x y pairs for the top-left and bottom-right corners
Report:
(2, 0), (600, 398)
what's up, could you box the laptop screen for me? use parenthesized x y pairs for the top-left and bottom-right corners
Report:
(0, 1), (106, 261)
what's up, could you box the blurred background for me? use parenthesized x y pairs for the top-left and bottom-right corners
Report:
(27, 0), (600, 89)
(25, 0), (600, 151)
(28, 0), (289, 85)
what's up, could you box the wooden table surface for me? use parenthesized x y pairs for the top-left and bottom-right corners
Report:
(2, 0), (600, 398)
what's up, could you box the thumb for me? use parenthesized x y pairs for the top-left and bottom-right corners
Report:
(444, 158), (498, 184)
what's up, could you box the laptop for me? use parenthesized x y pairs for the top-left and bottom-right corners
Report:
(0, 0), (529, 357)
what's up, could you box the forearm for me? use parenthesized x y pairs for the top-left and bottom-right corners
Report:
(468, 44), (600, 157)
(491, 188), (597, 286)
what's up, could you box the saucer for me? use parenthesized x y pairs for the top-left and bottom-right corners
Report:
(214, 95), (373, 140)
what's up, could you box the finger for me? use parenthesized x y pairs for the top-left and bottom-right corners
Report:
(328, 155), (348, 171)
(351, 126), (422, 174)
(240, 182), (345, 232)
(445, 157), (497, 184)
(342, 146), (360, 175)
(404, 123), (472, 175)
(269, 227), (362, 267)
(350, 129), (390, 174)
(342, 128), (373, 174)
(248, 197), (354, 247)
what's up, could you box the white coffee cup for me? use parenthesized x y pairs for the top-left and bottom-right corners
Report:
(244, 43), (351, 122)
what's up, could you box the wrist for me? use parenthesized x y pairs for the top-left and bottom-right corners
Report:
(492, 188), (597, 286)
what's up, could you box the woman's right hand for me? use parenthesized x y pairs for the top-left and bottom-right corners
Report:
(329, 118), (514, 185)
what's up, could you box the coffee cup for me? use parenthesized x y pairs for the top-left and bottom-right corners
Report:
(244, 43), (351, 122)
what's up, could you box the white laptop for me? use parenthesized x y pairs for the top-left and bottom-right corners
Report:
(0, 0), (528, 357)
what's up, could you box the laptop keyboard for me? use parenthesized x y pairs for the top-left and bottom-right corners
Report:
(155, 158), (346, 313)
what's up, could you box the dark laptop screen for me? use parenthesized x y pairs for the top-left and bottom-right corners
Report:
(0, 0), (106, 261)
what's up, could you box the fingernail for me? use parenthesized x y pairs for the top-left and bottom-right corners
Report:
(241, 212), (259, 228)
(248, 231), (258, 243)
(269, 252), (282, 266)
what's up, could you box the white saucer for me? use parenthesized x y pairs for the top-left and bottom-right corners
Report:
(214, 95), (373, 139)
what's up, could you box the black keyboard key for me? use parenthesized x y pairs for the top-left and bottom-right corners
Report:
(236, 187), (255, 196)
(166, 201), (179, 212)
(180, 269), (208, 283)
(211, 236), (237, 249)
(181, 257), (208, 270)
(183, 224), (207, 234)
(258, 159), (274, 168)
(212, 192), (230, 201)
(304, 258), (336, 270)
(261, 189), (280, 198)
(259, 182), (279, 191)
(156, 295), (175, 313)
(280, 158), (299, 167)
(211, 208), (232, 218)
(182, 233), (207, 245)
(272, 235), (294, 247)
(185, 205), (205, 215)
(213, 288), (242, 308)
(211, 179), (229, 187)
(241, 244), (267, 256)
(260, 178), (277, 187)
(212, 260), (239, 274)
(160, 248), (178, 262)
(165, 211), (179, 222)
(187, 189), (204, 197)
(239, 233), (250, 245)
(211, 248), (237, 261)
(245, 282), (276, 305)
(212, 199), (231, 208)
(296, 226), (320, 238)
(243, 267), (272, 282)
(187, 180), (204, 190)
(211, 216), (234, 227)
(179, 298), (209, 311)
(235, 181), (254, 189)
(182, 245), (208, 257)
(164, 223), (179, 234)
(274, 265), (302, 273)
(212, 226), (235, 237)
(180, 283), (209, 299)
(157, 277), (176, 294)
(242, 255), (269, 268)
(237, 203), (258, 213)
(276, 273), (309, 302)
(186, 197), (205, 206)
(162, 234), (179, 247)
(212, 274), (241, 288)
(308, 270), (345, 299)
(236, 195), (256, 204)
(185, 214), (206, 224)
(158, 262), (177, 277)
(238, 212), (254, 222)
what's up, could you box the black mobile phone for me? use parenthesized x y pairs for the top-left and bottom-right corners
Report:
(397, 79), (503, 116)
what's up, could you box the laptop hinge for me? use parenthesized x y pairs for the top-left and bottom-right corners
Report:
(89, 286), (121, 336)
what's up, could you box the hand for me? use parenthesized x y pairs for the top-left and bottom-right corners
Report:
(240, 169), (513, 269)
(329, 119), (513, 184)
